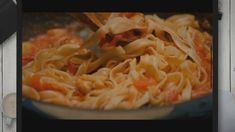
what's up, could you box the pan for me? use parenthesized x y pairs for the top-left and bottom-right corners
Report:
(22, 12), (213, 119)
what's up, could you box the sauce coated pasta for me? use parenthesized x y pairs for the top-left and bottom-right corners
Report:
(22, 13), (212, 110)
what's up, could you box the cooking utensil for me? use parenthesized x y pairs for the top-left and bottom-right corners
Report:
(69, 13), (111, 31)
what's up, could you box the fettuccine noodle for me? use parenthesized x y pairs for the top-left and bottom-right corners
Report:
(22, 13), (212, 110)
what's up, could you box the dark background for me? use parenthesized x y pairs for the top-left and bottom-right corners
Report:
(20, 0), (216, 132)
(22, 0), (213, 12)
(22, 101), (213, 131)
(22, 106), (212, 131)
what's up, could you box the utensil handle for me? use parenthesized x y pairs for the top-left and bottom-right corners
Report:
(69, 13), (100, 31)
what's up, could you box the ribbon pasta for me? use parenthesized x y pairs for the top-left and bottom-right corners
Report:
(22, 13), (212, 109)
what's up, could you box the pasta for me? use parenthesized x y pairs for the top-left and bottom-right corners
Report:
(22, 13), (212, 110)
